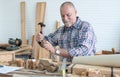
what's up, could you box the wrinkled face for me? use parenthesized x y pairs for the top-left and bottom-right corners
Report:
(60, 5), (77, 27)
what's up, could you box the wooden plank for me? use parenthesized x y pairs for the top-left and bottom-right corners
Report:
(72, 54), (120, 67)
(0, 44), (9, 47)
(95, 48), (115, 55)
(33, 2), (50, 59)
(0, 74), (12, 77)
(21, 2), (27, 46)
(12, 46), (32, 53)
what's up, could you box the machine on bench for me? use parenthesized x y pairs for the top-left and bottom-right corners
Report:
(0, 38), (22, 51)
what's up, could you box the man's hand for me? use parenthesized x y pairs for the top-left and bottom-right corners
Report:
(36, 33), (44, 42)
(44, 41), (56, 55)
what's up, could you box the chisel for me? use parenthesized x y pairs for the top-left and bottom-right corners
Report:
(61, 58), (67, 77)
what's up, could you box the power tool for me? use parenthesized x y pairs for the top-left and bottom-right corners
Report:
(6, 38), (22, 51)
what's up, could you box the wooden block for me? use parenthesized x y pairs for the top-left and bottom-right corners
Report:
(95, 48), (116, 55)
(26, 59), (39, 70)
(9, 58), (25, 67)
(0, 52), (15, 62)
(39, 58), (52, 66)
(15, 58), (25, 67)
(38, 58), (59, 72)
(46, 62), (59, 72)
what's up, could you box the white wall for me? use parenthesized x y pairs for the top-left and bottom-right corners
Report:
(0, 0), (120, 52)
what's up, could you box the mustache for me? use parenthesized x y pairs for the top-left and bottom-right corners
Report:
(64, 21), (70, 23)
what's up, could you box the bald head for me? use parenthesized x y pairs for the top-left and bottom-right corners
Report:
(60, 2), (76, 10)
(60, 2), (77, 27)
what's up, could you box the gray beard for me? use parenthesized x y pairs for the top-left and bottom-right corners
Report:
(64, 22), (71, 27)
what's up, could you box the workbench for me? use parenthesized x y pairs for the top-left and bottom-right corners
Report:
(0, 45), (32, 65)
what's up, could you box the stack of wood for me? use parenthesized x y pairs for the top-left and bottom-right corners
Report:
(67, 64), (120, 77)
(38, 58), (59, 72)
(66, 48), (120, 77)
(9, 58), (25, 67)
(26, 59), (39, 69)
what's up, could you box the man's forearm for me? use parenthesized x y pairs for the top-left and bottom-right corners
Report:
(57, 48), (72, 58)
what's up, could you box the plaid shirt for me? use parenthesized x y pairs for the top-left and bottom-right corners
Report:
(45, 17), (97, 61)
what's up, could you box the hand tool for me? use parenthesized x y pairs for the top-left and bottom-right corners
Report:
(38, 22), (45, 47)
(38, 22), (46, 34)
(61, 58), (67, 77)
(38, 22), (55, 60)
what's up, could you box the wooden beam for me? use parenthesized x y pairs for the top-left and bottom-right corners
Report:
(33, 2), (50, 59)
(21, 2), (27, 46)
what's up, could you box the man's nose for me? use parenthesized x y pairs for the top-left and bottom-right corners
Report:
(64, 15), (68, 21)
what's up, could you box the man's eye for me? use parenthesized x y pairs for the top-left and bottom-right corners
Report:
(62, 15), (65, 18)
(67, 14), (72, 17)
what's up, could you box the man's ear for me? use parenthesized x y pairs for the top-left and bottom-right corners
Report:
(75, 9), (77, 15)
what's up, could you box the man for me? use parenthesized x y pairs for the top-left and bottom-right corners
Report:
(36, 1), (97, 62)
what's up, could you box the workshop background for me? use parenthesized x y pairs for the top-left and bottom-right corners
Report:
(0, 0), (120, 52)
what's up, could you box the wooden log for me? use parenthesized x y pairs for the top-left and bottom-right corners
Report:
(72, 54), (120, 67)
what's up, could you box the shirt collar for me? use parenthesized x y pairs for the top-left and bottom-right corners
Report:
(73, 16), (82, 29)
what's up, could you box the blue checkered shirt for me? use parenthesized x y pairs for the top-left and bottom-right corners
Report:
(44, 17), (97, 62)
